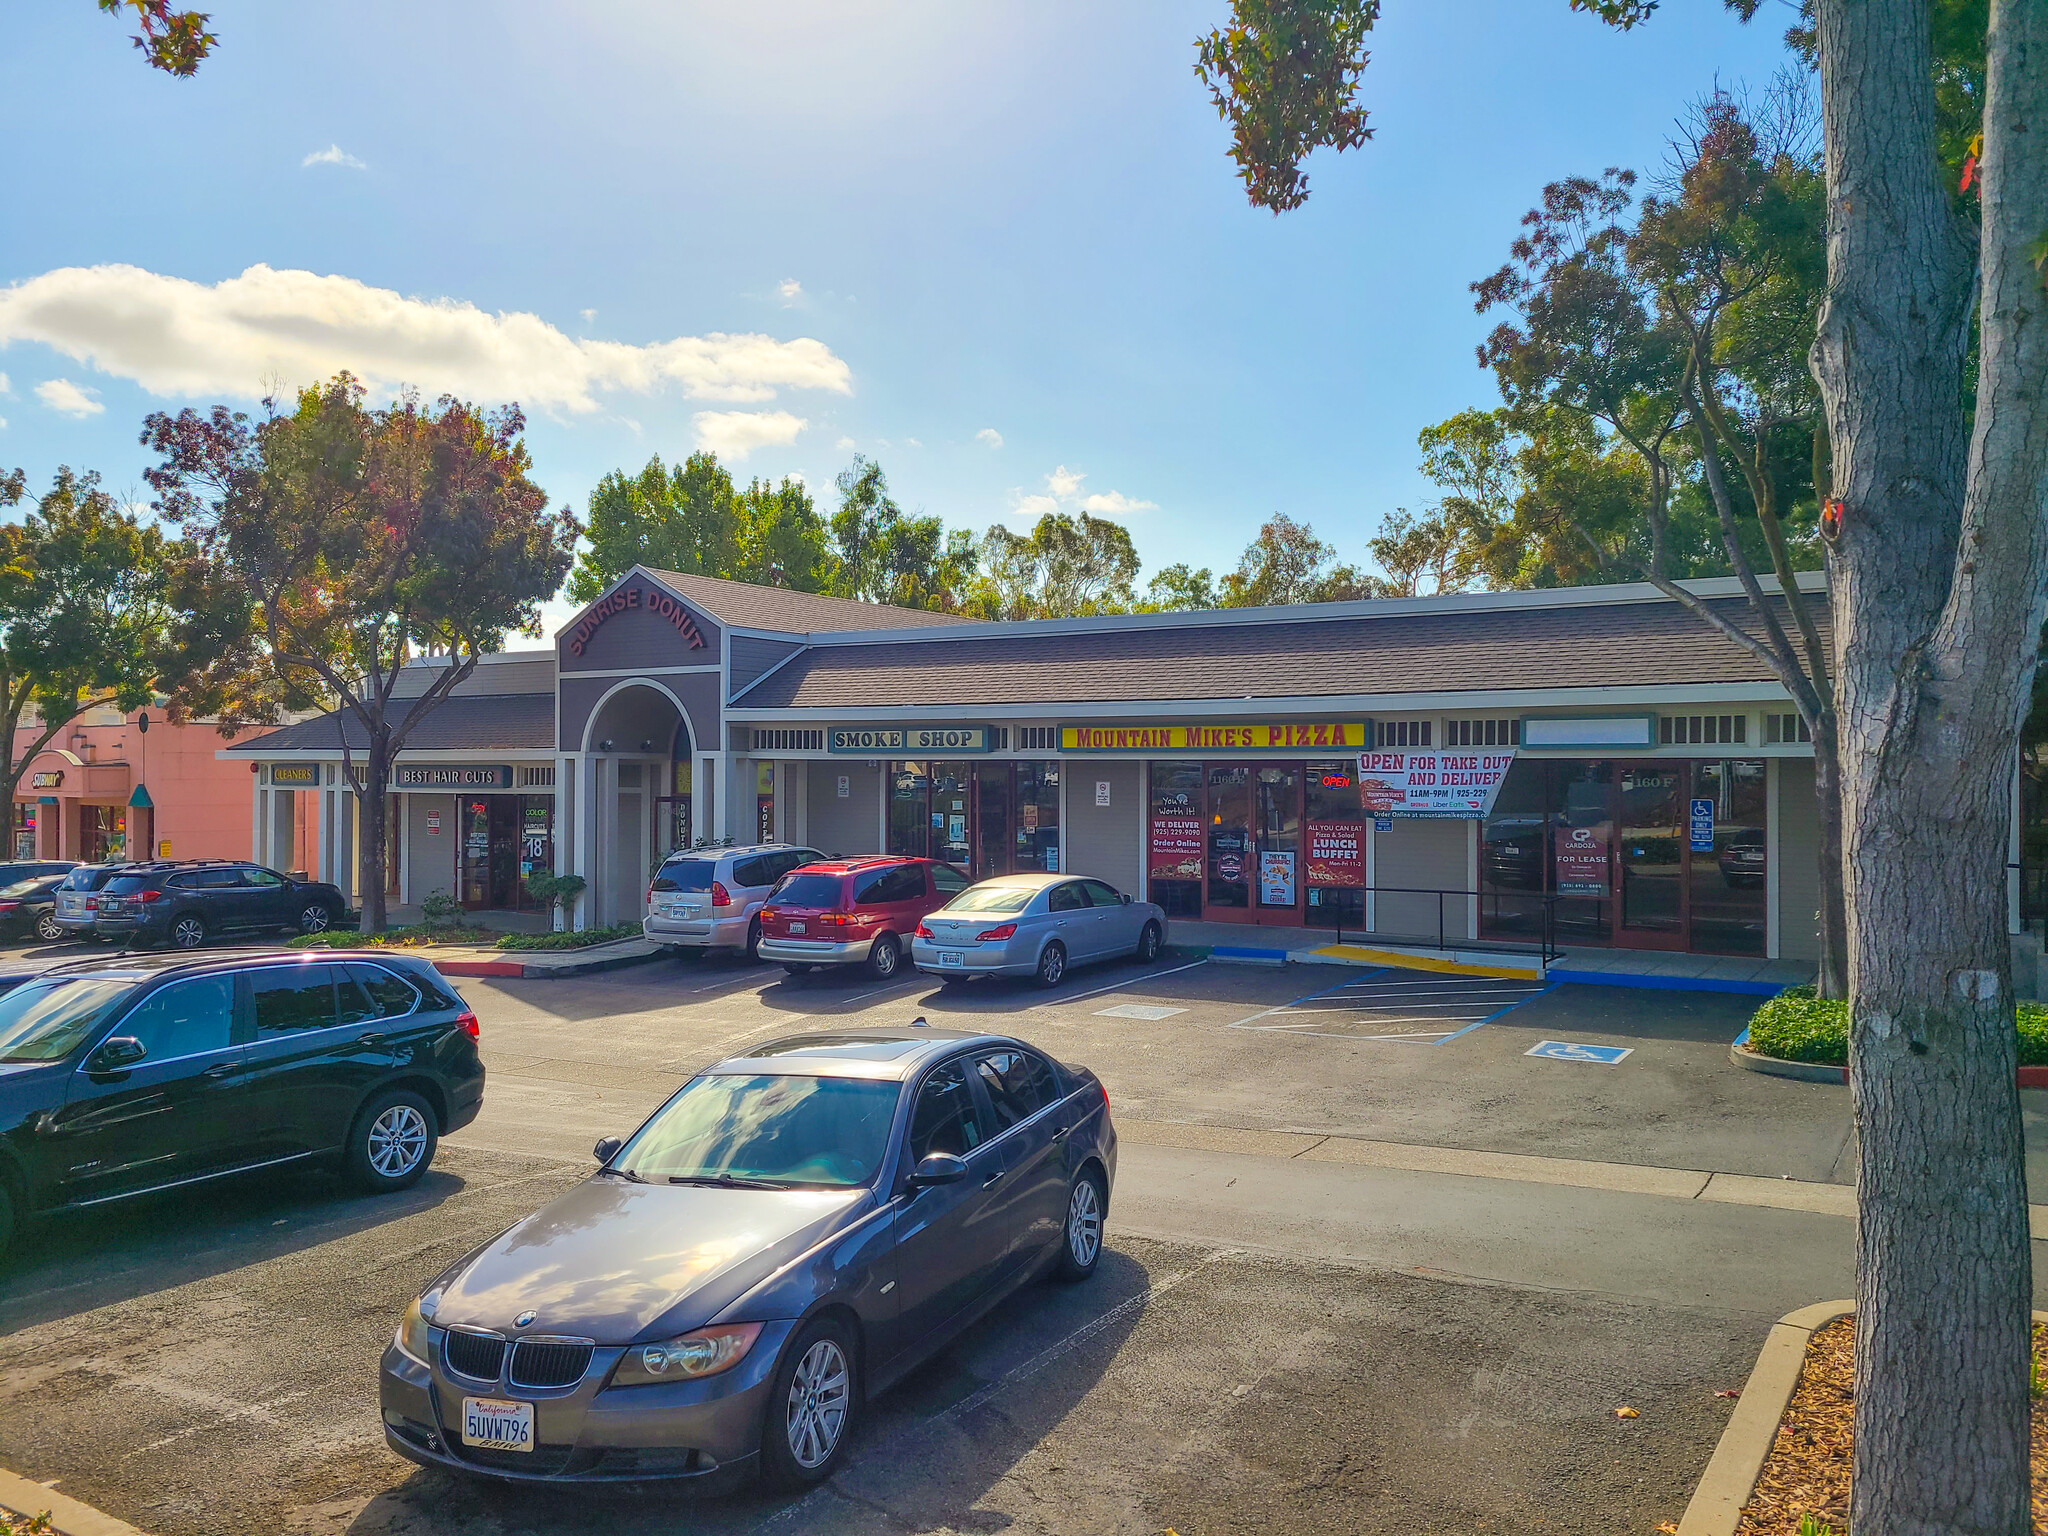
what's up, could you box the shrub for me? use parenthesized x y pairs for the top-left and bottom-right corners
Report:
(495, 922), (640, 951)
(1746, 985), (2048, 1067)
(0, 1513), (52, 1536)
(418, 890), (463, 929)
(286, 923), (500, 949)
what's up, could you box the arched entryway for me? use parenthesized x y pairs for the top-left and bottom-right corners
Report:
(574, 680), (691, 926)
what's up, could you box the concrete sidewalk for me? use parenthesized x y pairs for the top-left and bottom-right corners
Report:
(388, 934), (660, 979)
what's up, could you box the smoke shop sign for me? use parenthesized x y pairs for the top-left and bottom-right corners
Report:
(566, 583), (707, 657)
(1063, 723), (1367, 752)
(1356, 751), (1516, 818)
(829, 726), (995, 754)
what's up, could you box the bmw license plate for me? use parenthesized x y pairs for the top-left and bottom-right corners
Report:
(939, 950), (964, 967)
(789, 921), (806, 935)
(461, 1396), (534, 1452)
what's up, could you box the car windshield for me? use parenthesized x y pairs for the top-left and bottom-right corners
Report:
(101, 876), (151, 895)
(943, 885), (1037, 914)
(58, 870), (100, 892)
(771, 874), (845, 909)
(650, 858), (716, 893)
(616, 1073), (899, 1188)
(0, 978), (137, 1063)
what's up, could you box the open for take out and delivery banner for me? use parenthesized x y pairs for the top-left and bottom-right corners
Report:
(1356, 750), (1517, 818)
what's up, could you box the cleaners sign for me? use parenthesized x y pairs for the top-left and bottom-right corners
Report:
(1356, 751), (1517, 818)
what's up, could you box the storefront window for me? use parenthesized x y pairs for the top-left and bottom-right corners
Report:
(1014, 762), (1059, 873)
(756, 762), (775, 845)
(932, 762), (972, 867)
(1148, 762), (1204, 918)
(518, 795), (555, 908)
(1207, 765), (1252, 909)
(12, 804), (34, 861)
(1687, 759), (1766, 956)
(888, 762), (930, 859)
(659, 760), (693, 853)
(1304, 759), (1367, 929)
(82, 805), (125, 863)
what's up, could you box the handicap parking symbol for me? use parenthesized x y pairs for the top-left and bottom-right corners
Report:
(1525, 1039), (1632, 1064)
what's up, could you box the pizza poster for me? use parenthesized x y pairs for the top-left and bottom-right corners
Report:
(1305, 822), (1364, 887)
(1356, 751), (1517, 818)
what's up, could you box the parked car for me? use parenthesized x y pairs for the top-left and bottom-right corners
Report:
(756, 857), (969, 979)
(0, 861), (77, 889)
(0, 873), (73, 943)
(912, 873), (1166, 988)
(644, 844), (823, 961)
(91, 860), (348, 949)
(380, 1026), (1114, 1488)
(1718, 829), (1766, 887)
(0, 949), (484, 1254)
(52, 864), (129, 940)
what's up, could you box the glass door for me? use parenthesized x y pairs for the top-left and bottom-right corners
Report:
(974, 763), (1013, 880)
(1254, 765), (1303, 924)
(931, 762), (972, 868)
(1614, 763), (1687, 949)
(1204, 765), (1253, 920)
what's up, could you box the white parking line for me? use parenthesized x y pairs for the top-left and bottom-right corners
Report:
(1047, 957), (1211, 1009)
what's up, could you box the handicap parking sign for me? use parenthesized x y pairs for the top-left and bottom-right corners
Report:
(1526, 1039), (1632, 1064)
(1689, 797), (1715, 852)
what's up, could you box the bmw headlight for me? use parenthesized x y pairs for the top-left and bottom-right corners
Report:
(613, 1322), (764, 1386)
(396, 1294), (438, 1365)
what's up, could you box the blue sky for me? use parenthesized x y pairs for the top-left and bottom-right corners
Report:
(1, 1), (1794, 641)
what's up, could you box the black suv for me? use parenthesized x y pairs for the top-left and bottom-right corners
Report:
(0, 949), (485, 1253)
(92, 861), (347, 949)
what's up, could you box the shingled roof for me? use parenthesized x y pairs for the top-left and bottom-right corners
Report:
(643, 570), (983, 635)
(731, 594), (1826, 710)
(224, 694), (554, 753)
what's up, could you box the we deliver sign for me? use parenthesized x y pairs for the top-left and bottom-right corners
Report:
(1356, 751), (1516, 818)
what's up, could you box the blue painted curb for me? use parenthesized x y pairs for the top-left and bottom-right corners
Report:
(1211, 945), (1290, 965)
(1546, 968), (1789, 997)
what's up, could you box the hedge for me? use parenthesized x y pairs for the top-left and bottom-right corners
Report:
(285, 922), (641, 952)
(1746, 985), (2048, 1067)
(493, 923), (641, 951)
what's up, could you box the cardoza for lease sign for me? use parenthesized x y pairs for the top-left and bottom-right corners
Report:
(1356, 751), (1516, 818)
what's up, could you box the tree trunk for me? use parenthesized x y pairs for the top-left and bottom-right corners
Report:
(357, 733), (392, 935)
(1811, 0), (2040, 1528)
(1812, 724), (1849, 1000)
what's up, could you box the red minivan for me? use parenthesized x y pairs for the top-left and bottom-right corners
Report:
(757, 856), (969, 979)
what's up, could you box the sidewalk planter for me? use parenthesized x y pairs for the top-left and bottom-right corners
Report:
(1734, 987), (2048, 1089)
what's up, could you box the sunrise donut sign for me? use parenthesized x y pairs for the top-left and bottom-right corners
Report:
(567, 583), (707, 657)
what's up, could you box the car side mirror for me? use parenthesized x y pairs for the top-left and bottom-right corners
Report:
(593, 1136), (624, 1165)
(89, 1036), (146, 1072)
(1120, 892), (1132, 904)
(907, 1151), (968, 1187)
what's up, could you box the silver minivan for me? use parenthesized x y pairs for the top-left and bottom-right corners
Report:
(643, 843), (823, 960)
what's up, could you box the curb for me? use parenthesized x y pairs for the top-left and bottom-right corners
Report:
(1676, 1303), (2048, 1536)
(433, 940), (661, 980)
(0, 1468), (150, 1536)
(1301, 943), (1544, 980)
(1551, 967), (1789, 997)
(1730, 1040), (2048, 1090)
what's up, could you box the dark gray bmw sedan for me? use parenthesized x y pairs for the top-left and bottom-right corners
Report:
(380, 1027), (1116, 1489)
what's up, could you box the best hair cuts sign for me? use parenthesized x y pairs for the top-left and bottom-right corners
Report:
(1356, 751), (1517, 818)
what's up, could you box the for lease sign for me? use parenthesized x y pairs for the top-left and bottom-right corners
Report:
(1356, 751), (1517, 818)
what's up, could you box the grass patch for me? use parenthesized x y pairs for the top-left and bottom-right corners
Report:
(286, 924), (503, 950)
(494, 923), (641, 951)
(1746, 985), (2048, 1067)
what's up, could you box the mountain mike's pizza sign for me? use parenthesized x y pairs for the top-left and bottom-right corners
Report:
(567, 583), (707, 657)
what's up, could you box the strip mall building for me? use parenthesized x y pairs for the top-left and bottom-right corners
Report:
(229, 565), (1989, 969)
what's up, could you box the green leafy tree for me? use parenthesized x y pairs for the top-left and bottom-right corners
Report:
(1366, 507), (1469, 596)
(1142, 562), (1221, 612)
(979, 512), (1141, 618)
(0, 467), (225, 849)
(828, 456), (977, 611)
(1198, 0), (2045, 1521)
(1220, 513), (1381, 606)
(141, 375), (578, 933)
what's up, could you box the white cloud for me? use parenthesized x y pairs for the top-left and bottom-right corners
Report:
(0, 372), (10, 395)
(0, 264), (855, 415)
(302, 144), (367, 171)
(580, 308), (597, 324)
(693, 409), (805, 461)
(1045, 464), (1085, 497)
(1010, 493), (1060, 520)
(777, 279), (803, 305)
(1080, 490), (1157, 516)
(904, 437), (922, 449)
(36, 378), (104, 418)
(975, 427), (1003, 448)
(0, 417), (7, 431)
(835, 435), (856, 450)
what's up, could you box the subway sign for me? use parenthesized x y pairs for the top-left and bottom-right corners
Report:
(828, 726), (994, 754)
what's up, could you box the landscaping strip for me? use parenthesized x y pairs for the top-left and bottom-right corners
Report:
(0, 1466), (150, 1536)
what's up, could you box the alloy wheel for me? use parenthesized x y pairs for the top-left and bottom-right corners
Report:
(1038, 944), (1065, 986)
(33, 914), (61, 942)
(172, 916), (206, 949)
(299, 904), (331, 934)
(871, 937), (899, 977)
(1067, 1177), (1102, 1268)
(784, 1339), (849, 1470)
(367, 1104), (429, 1178)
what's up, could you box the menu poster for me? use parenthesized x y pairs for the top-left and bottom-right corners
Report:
(1356, 750), (1516, 818)
(1305, 822), (1365, 887)
(1259, 850), (1297, 906)
(1148, 815), (1204, 881)
(1553, 825), (1611, 897)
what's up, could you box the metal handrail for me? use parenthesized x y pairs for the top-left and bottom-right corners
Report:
(1325, 884), (1560, 965)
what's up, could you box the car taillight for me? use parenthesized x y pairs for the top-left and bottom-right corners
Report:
(711, 881), (732, 908)
(84, 895), (98, 910)
(1100, 1081), (1111, 1116)
(914, 921), (934, 940)
(134, 890), (163, 903)
(976, 923), (1017, 942)
(456, 1010), (480, 1040)
(0, 902), (18, 914)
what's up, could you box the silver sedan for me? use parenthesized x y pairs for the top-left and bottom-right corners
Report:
(910, 873), (1166, 987)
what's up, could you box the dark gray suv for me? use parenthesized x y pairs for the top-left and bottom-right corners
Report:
(92, 861), (347, 949)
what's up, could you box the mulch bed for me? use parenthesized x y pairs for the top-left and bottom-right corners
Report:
(1733, 1317), (2048, 1534)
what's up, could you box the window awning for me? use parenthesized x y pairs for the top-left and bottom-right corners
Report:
(128, 784), (154, 809)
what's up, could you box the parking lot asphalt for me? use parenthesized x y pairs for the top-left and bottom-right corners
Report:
(4, 942), (2048, 1534)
